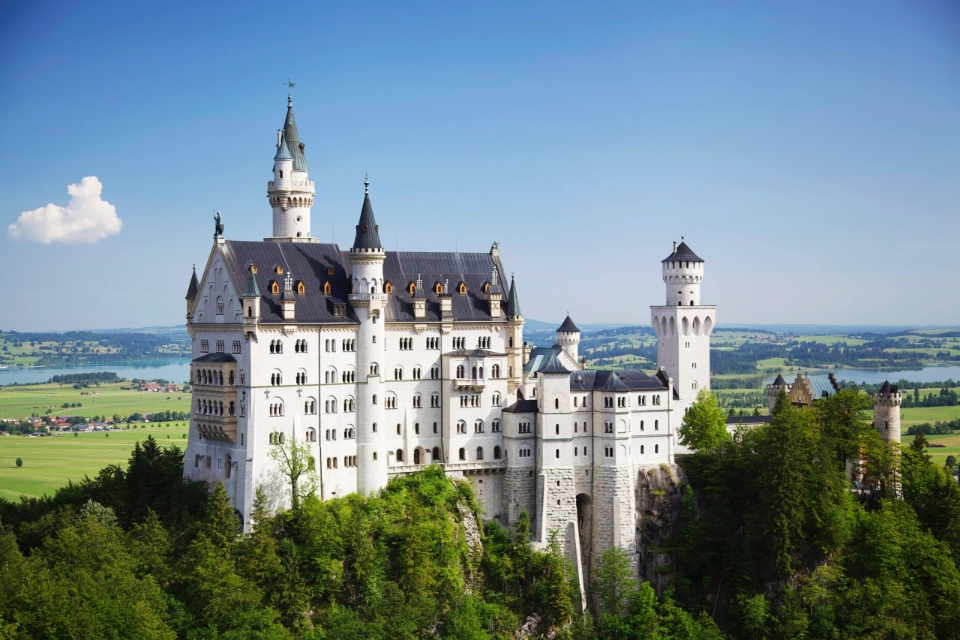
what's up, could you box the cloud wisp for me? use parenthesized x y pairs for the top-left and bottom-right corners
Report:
(7, 176), (123, 244)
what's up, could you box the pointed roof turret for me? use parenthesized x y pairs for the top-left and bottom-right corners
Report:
(772, 373), (787, 387)
(274, 130), (292, 160)
(506, 274), (522, 318)
(662, 239), (703, 263)
(185, 265), (200, 300)
(282, 94), (308, 171)
(558, 315), (580, 333)
(242, 262), (260, 297)
(352, 175), (382, 250)
(879, 380), (896, 394)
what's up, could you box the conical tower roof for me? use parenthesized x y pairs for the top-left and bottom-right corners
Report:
(352, 177), (382, 250)
(662, 240), (703, 263)
(274, 130), (292, 160)
(558, 315), (580, 333)
(242, 262), (260, 297)
(506, 275), (522, 317)
(772, 373), (786, 386)
(282, 95), (308, 171)
(185, 266), (200, 300)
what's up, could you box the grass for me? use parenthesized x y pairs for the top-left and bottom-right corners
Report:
(0, 427), (186, 500)
(899, 405), (960, 426)
(903, 432), (960, 467)
(0, 382), (191, 421)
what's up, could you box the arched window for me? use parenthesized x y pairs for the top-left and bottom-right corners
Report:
(434, 281), (443, 294)
(384, 281), (393, 294)
(224, 454), (232, 478)
(494, 446), (502, 459)
(432, 446), (440, 460)
(458, 282), (467, 295)
(413, 449), (422, 464)
(476, 447), (484, 461)
(396, 449), (404, 463)
(271, 281), (280, 294)
(408, 281), (417, 294)
(459, 447), (466, 461)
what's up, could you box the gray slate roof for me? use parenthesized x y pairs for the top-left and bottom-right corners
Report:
(557, 315), (580, 333)
(570, 369), (668, 392)
(185, 267), (200, 300)
(446, 348), (508, 358)
(539, 350), (572, 374)
(503, 399), (538, 414)
(220, 240), (507, 325)
(274, 130), (292, 160)
(282, 98), (308, 171)
(352, 193), (382, 250)
(506, 275), (522, 317)
(662, 241), (703, 263)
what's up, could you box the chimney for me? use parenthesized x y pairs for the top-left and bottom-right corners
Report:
(439, 278), (453, 320)
(673, 240), (677, 252)
(413, 274), (426, 320)
(488, 266), (502, 319)
(281, 272), (296, 321)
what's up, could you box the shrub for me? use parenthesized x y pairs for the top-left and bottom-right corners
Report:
(15, 458), (23, 467)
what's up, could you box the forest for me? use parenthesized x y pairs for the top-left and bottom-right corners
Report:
(2, 390), (960, 638)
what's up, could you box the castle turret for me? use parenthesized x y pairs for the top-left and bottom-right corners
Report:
(241, 261), (261, 326)
(873, 381), (902, 444)
(557, 315), (581, 365)
(267, 94), (316, 242)
(651, 239), (716, 420)
(766, 373), (788, 414)
(185, 265), (200, 316)
(506, 274), (525, 398)
(349, 176), (388, 494)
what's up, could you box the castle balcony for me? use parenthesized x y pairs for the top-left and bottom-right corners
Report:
(387, 458), (507, 477)
(454, 377), (486, 391)
(347, 293), (389, 304)
(195, 417), (237, 443)
(267, 180), (315, 191)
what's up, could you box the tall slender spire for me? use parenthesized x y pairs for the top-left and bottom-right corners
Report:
(352, 176), (382, 250)
(242, 262), (260, 297)
(185, 265), (200, 300)
(506, 274), (522, 318)
(282, 95), (307, 171)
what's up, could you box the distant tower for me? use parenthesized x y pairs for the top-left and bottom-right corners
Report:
(650, 240), (716, 413)
(766, 373), (788, 413)
(873, 381), (902, 443)
(267, 94), (316, 242)
(349, 176), (389, 494)
(556, 315), (581, 365)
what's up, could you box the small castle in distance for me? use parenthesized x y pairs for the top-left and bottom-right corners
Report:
(182, 94), (901, 586)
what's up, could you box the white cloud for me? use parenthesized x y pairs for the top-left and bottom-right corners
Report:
(7, 176), (122, 244)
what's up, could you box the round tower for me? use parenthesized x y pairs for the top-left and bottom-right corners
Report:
(267, 94), (316, 241)
(662, 238), (704, 306)
(556, 314), (581, 364)
(873, 381), (902, 444)
(766, 373), (788, 414)
(349, 176), (389, 494)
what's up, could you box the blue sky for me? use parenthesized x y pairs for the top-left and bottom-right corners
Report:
(1, 1), (958, 331)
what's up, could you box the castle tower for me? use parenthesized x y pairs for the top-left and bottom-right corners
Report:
(650, 239), (716, 414)
(505, 274), (525, 399)
(349, 176), (389, 494)
(873, 381), (902, 443)
(534, 352), (577, 548)
(556, 315), (581, 366)
(766, 373), (788, 414)
(266, 94), (317, 242)
(185, 265), (199, 316)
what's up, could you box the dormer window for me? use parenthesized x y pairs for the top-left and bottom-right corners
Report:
(270, 281), (280, 294)
(458, 282), (467, 295)
(275, 266), (284, 275)
(327, 266), (334, 275)
(250, 264), (258, 274)
(361, 224), (368, 232)
(434, 282), (443, 295)
(296, 281), (305, 295)
(408, 281), (416, 295)
(384, 281), (393, 294)
(323, 281), (332, 295)
(481, 281), (490, 293)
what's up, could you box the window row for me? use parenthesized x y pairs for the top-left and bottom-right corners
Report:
(193, 453), (234, 478)
(269, 339), (284, 354)
(195, 368), (236, 386)
(324, 428), (356, 440)
(455, 419), (501, 434)
(294, 339), (309, 353)
(196, 399), (235, 416)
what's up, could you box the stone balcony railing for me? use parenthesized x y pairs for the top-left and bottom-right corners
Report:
(387, 459), (507, 476)
(454, 378), (486, 391)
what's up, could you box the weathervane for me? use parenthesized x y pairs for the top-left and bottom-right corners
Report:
(285, 78), (296, 90)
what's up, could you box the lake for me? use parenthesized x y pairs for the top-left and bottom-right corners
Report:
(0, 360), (192, 386)
(765, 365), (960, 387)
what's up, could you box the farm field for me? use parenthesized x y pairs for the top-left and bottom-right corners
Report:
(0, 381), (191, 421)
(903, 432), (960, 467)
(0, 427), (186, 500)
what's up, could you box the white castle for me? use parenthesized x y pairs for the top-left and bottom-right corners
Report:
(183, 96), (718, 581)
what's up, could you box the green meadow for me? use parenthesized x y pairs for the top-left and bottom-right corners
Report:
(903, 432), (960, 467)
(0, 381), (191, 420)
(0, 427), (186, 501)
